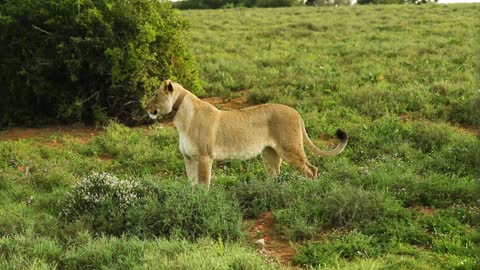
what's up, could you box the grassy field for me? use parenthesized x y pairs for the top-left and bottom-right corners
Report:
(1, 4), (479, 269)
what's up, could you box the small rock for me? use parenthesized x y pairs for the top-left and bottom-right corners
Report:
(255, 238), (265, 247)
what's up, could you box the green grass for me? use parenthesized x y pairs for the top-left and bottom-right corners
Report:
(1, 4), (480, 269)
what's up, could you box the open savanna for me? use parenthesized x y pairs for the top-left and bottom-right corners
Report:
(1, 4), (479, 270)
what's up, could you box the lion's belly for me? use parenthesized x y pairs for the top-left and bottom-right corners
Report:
(213, 142), (268, 161)
(213, 117), (273, 160)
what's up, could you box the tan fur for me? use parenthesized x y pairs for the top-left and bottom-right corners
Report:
(147, 80), (348, 188)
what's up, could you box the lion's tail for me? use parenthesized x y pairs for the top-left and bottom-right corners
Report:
(302, 121), (348, 157)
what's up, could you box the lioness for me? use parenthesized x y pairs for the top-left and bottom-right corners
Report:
(147, 80), (348, 188)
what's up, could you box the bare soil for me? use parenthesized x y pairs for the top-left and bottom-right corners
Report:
(247, 212), (299, 269)
(202, 90), (250, 110)
(0, 123), (102, 142)
(0, 90), (251, 143)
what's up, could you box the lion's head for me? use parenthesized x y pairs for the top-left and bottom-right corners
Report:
(146, 80), (176, 119)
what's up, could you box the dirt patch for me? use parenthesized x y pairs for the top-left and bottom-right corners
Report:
(410, 206), (436, 216)
(399, 114), (479, 138)
(454, 125), (479, 137)
(0, 124), (102, 143)
(202, 90), (250, 110)
(247, 212), (298, 269)
(0, 91), (251, 142)
(149, 90), (251, 128)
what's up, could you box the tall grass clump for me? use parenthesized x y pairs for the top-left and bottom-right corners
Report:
(140, 179), (243, 240)
(0, 235), (63, 270)
(274, 181), (405, 240)
(225, 173), (292, 218)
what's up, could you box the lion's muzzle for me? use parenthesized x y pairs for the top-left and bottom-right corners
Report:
(148, 110), (158, 120)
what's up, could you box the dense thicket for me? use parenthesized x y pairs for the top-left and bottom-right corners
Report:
(0, 0), (202, 126)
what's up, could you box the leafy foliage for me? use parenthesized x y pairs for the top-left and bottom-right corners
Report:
(0, 0), (202, 126)
(60, 172), (243, 240)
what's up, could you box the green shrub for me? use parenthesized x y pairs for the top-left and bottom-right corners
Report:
(226, 174), (290, 218)
(0, 0), (202, 126)
(61, 173), (243, 240)
(61, 172), (149, 236)
(275, 182), (403, 240)
(61, 172), (147, 219)
(141, 180), (243, 240)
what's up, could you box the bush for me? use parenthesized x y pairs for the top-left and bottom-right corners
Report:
(274, 182), (404, 240)
(0, 0), (202, 126)
(226, 174), (290, 218)
(61, 172), (147, 219)
(61, 172), (149, 236)
(140, 179), (243, 240)
(61, 173), (243, 240)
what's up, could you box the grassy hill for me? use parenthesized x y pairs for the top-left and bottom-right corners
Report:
(1, 4), (479, 269)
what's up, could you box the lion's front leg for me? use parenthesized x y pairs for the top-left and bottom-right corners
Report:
(197, 155), (213, 189)
(184, 156), (198, 185)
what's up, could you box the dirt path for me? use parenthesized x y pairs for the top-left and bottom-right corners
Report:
(247, 212), (299, 269)
(202, 90), (250, 110)
(0, 91), (251, 142)
(399, 113), (479, 137)
(0, 124), (102, 142)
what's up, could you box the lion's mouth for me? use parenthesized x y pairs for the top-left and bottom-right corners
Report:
(148, 113), (158, 120)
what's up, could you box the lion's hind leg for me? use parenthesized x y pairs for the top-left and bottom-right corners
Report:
(262, 147), (282, 177)
(305, 161), (318, 179)
(280, 144), (318, 179)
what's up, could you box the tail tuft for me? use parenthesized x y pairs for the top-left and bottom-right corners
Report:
(336, 129), (348, 142)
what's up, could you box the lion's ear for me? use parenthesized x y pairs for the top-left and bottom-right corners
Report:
(167, 82), (174, 92)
